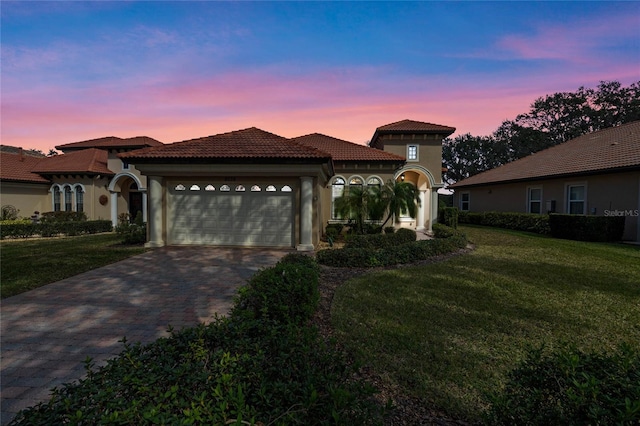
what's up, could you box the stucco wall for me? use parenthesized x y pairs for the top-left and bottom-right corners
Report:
(379, 135), (443, 184)
(0, 182), (49, 218)
(47, 176), (112, 220)
(453, 170), (640, 241)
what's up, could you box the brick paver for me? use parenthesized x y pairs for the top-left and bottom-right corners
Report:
(0, 246), (289, 424)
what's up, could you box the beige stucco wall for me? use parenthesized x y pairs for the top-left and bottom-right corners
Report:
(0, 182), (50, 218)
(47, 176), (112, 220)
(376, 134), (444, 184)
(453, 170), (640, 241)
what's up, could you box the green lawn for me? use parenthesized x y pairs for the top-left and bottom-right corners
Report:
(1, 233), (146, 299)
(331, 225), (640, 421)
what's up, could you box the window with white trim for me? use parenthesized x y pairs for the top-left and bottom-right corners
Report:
(460, 192), (470, 211)
(528, 187), (542, 214)
(64, 186), (73, 211)
(407, 145), (418, 161)
(331, 177), (345, 220)
(568, 185), (585, 214)
(53, 187), (62, 211)
(75, 187), (84, 212)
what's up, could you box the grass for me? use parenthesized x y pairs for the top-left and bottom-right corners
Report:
(1, 233), (146, 299)
(331, 225), (640, 421)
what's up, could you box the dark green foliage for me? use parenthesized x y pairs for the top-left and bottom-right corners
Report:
(116, 212), (147, 244)
(549, 214), (626, 242)
(0, 220), (112, 239)
(317, 232), (467, 268)
(486, 343), (640, 425)
(10, 254), (381, 425)
(1, 205), (20, 220)
(458, 211), (551, 235)
(325, 223), (344, 241)
(231, 254), (320, 327)
(345, 228), (416, 250)
(432, 223), (458, 239)
(40, 211), (87, 222)
(383, 226), (395, 234)
(439, 207), (459, 229)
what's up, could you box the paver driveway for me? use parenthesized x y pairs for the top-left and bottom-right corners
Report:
(1, 246), (290, 424)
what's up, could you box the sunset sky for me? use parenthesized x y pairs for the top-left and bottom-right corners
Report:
(2, 1), (639, 152)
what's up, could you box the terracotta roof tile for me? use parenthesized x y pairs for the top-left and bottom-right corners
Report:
(292, 133), (405, 162)
(0, 150), (50, 183)
(56, 136), (163, 151)
(450, 121), (640, 188)
(31, 148), (114, 176)
(375, 119), (457, 133)
(370, 119), (456, 149)
(120, 127), (332, 161)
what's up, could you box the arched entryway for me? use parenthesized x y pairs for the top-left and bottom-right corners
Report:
(108, 173), (147, 227)
(394, 165), (442, 232)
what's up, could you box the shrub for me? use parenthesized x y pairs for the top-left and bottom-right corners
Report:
(1, 205), (20, 221)
(40, 211), (87, 223)
(432, 223), (457, 239)
(549, 214), (626, 242)
(384, 226), (395, 234)
(0, 221), (112, 239)
(345, 227), (416, 250)
(324, 223), (344, 241)
(486, 343), (640, 425)
(317, 232), (467, 268)
(440, 207), (459, 229)
(116, 212), (146, 244)
(458, 211), (551, 235)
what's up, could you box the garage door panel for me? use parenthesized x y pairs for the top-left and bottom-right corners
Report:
(169, 183), (294, 247)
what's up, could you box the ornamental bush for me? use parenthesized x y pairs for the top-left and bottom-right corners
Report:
(0, 220), (112, 239)
(345, 228), (416, 250)
(549, 214), (626, 242)
(458, 211), (551, 235)
(485, 343), (640, 425)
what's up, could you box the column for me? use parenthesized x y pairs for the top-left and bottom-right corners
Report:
(110, 191), (118, 228)
(297, 176), (314, 251)
(416, 190), (426, 231)
(146, 176), (164, 248)
(142, 191), (148, 223)
(430, 190), (439, 232)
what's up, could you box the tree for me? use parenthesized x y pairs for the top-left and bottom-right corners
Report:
(375, 180), (421, 228)
(443, 80), (640, 184)
(333, 179), (421, 233)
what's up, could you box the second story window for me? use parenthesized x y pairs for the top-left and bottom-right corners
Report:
(122, 161), (130, 170)
(407, 145), (418, 161)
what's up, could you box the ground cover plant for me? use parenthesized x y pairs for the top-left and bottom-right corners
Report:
(330, 225), (640, 422)
(9, 254), (383, 425)
(0, 233), (145, 298)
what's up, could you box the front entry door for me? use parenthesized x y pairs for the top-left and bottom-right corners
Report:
(129, 192), (143, 221)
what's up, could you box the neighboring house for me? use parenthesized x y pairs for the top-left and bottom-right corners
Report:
(0, 137), (163, 225)
(119, 120), (455, 250)
(450, 121), (640, 242)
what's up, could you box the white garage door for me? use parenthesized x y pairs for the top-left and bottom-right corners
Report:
(169, 182), (294, 247)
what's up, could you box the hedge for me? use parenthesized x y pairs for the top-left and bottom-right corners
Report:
(317, 226), (467, 268)
(9, 254), (381, 425)
(549, 214), (626, 242)
(345, 228), (416, 250)
(0, 220), (113, 240)
(458, 211), (551, 235)
(486, 343), (640, 425)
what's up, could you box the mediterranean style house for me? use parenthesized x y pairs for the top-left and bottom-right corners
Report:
(450, 121), (640, 242)
(0, 120), (455, 250)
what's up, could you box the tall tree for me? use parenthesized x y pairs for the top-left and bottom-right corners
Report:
(442, 134), (510, 184)
(375, 180), (421, 228)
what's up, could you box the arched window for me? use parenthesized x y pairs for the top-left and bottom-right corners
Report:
(367, 177), (382, 188)
(281, 185), (292, 192)
(349, 176), (363, 187)
(251, 185), (261, 192)
(266, 185), (277, 192)
(52, 186), (62, 212)
(190, 184), (200, 191)
(64, 186), (73, 211)
(175, 184), (186, 191)
(205, 185), (215, 191)
(75, 186), (84, 213)
(220, 185), (230, 192)
(235, 185), (246, 192)
(331, 177), (346, 220)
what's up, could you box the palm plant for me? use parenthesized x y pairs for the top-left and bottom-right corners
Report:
(376, 179), (421, 228)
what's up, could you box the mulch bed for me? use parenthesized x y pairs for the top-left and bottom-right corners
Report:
(312, 246), (476, 426)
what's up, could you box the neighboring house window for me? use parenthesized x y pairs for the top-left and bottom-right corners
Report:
(331, 177), (345, 220)
(75, 187), (84, 213)
(407, 145), (418, 161)
(568, 185), (585, 214)
(53, 187), (61, 212)
(64, 187), (73, 211)
(528, 187), (542, 214)
(460, 192), (470, 211)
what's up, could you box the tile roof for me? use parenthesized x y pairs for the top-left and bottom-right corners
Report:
(31, 148), (114, 176)
(369, 119), (456, 149)
(120, 127), (332, 161)
(375, 119), (457, 133)
(0, 150), (50, 183)
(56, 136), (163, 151)
(291, 133), (405, 162)
(450, 120), (640, 188)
